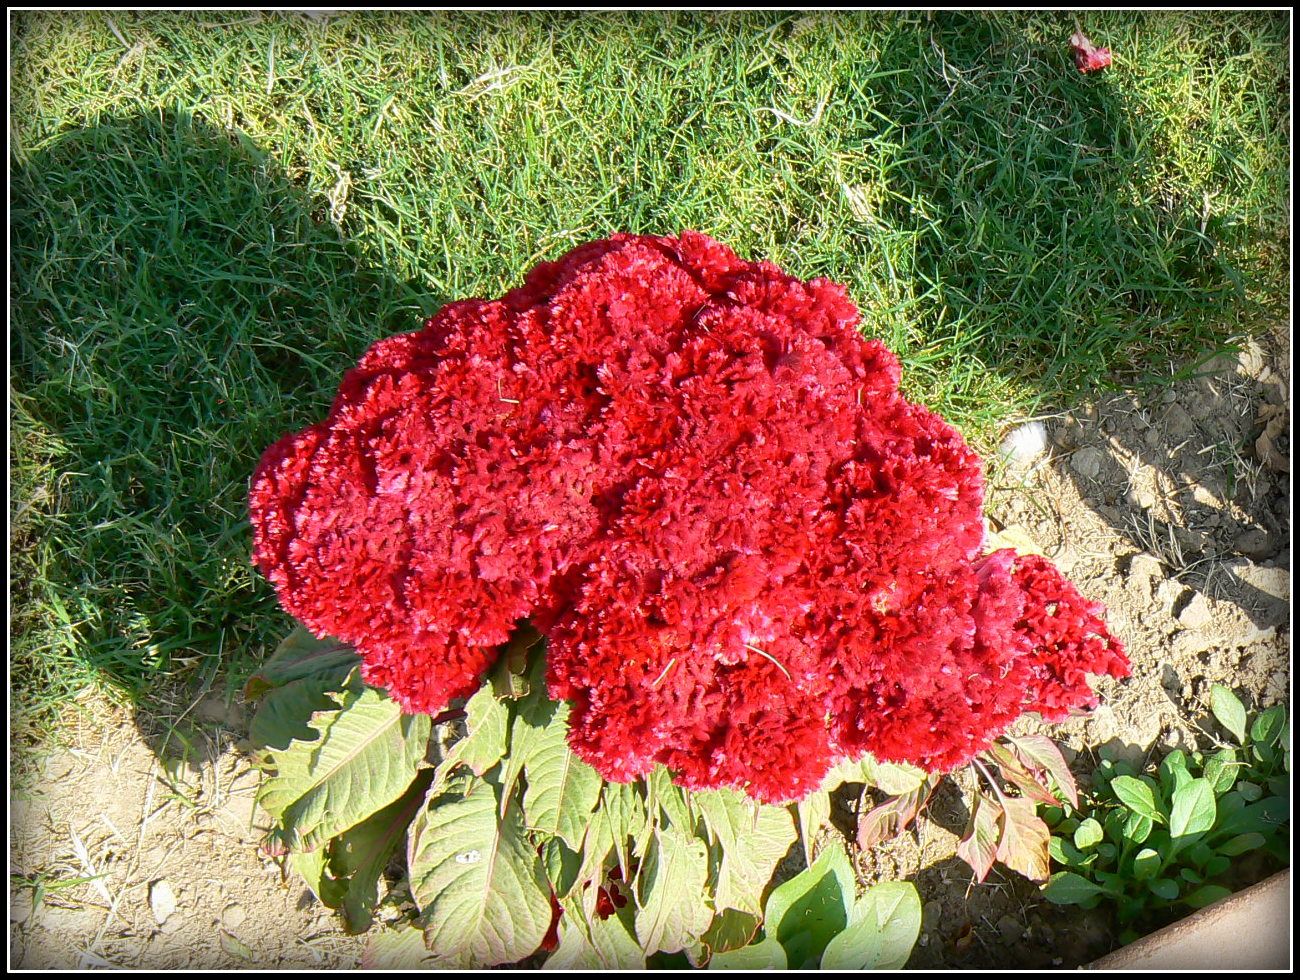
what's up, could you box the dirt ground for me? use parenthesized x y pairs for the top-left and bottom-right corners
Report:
(9, 330), (1289, 969)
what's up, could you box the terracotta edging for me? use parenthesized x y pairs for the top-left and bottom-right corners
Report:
(1084, 869), (1290, 970)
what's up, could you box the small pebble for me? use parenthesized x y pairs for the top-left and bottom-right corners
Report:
(1177, 592), (1213, 630)
(1069, 446), (1106, 480)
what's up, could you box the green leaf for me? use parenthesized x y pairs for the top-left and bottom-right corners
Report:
(822, 881), (921, 970)
(1073, 818), (1104, 850)
(444, 680), (512, 779)
(325, 772), (433, 933)
(541, 837), (582, 898)
(1203, 749), (1239, 795)
(1132, 848), (1160, 880)
(362, 923), (439, 969)
(634, 824), (713, 955)
(1235, 780), (1264, 802)
(1219, 832), (1266, 856)
(288, 844), (328, 900)
(956, 791), (1001, 883)
(510, 692), (603, 851)
(1122, 810), (1154, 845)
(244, 626), (361, 699)
(1110, 775), (1165, 824)
(763, 840), (854, 967)
(1203, 855), (1231, 878)
(1218, 795), (1288, 836)
(862, 757), (928, 796)
(258, 676), (433, 852)
(693, 787), (797, 917)
(819, 755), (876, 789)
(407, 774), (553, 967)
(1049, 835), (1086, 868)
(1170, 779), (1216, 840)
(700, 909), (761, 957)
(1160, 749), (1189, 787)
(546, 899), (644, 969)
(249, 673), (347, 753)
(647, 765), (694, 833)
(995, 796), (1051, 882)
(1251, 706), (1286, 747)
(1210, 684), (1248, 744)
(575, 781), (648, 892)
(708, 934), (787, 970)
(1042, 871), (1107, 905)
(794, 789), (830, 866)
(1183, 884), (1233, 908)
(1149, 878), (1180, 900)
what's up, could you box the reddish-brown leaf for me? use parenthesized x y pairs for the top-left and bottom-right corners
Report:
(1070, 32), (1112, 73)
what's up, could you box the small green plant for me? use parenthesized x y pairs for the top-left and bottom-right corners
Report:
(1041, 684), (1289, 944)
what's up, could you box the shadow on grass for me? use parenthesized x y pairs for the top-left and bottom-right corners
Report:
(11, 109), (441, 761)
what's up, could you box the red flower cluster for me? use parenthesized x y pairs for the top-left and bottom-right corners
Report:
(250, 231), (1128, 803)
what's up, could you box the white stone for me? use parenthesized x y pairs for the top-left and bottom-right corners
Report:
(149, 880), (177, 926)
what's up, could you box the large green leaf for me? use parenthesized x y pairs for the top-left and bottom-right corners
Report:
(408, 773), (553, 967)
(244, 625), (361, 700)
(648, 765), (695, 833)
(709, 934), (787, 970)
(258, 676), (432, 852)
(361, 923), (439, 969)
(1043, 871), (1109, 904)
(861, 757), (928, 796)
(510, 688), (603, 851)
(822, 880), (921, 970)
(575, 781), (649, 892)
(634, 824), (713, 955)
(323, 773), (432, 933)
(700, 908), (761, 957)
(793, 789), (830, 866)
(445, 680), (513, 779)
(545, 901), (644, 969)
(763, 839), (854, 968)
(693, 787), (797, 917)
(249, 673), (347, 753)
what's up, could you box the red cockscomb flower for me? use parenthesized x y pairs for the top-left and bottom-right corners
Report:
(249, 231), (1128, 803)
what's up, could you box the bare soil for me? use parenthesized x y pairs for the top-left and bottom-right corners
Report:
(9, 332), (1289, 969)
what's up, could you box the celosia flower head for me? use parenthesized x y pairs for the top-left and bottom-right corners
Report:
(250, 231), (1128, 802)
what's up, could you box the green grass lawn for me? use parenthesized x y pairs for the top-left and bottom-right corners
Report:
(10, 10), (1289, 753)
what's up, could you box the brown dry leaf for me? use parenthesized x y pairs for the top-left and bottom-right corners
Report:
(985, 523), (1046, 557)
(1255, 402), (1289, 473)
